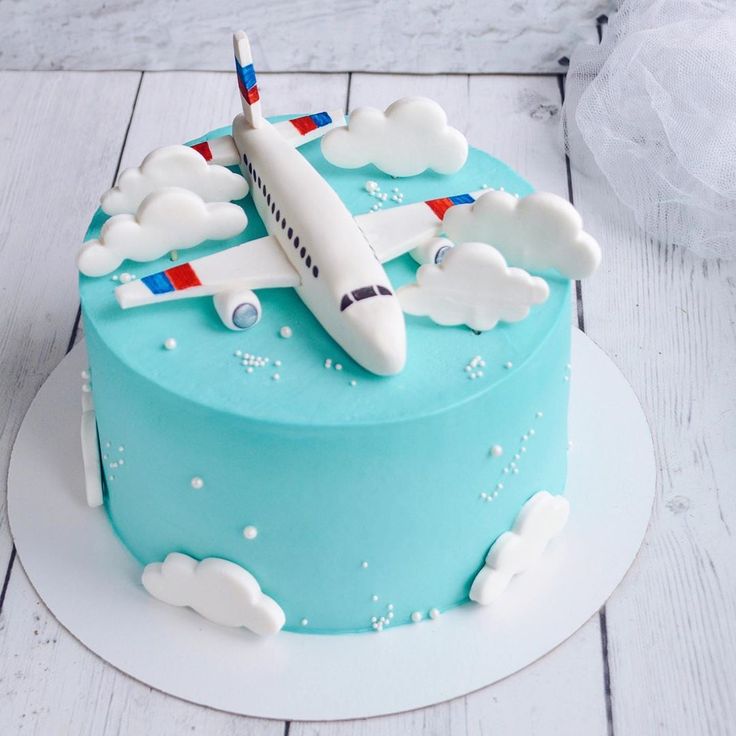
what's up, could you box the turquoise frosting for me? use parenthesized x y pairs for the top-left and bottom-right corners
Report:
(81, 121), (571, 633)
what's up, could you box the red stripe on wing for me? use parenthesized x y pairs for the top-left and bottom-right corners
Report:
(290, 115), (318, 135)
(165, 263), (202, 290)
(425, 197), (455, 219)
(190, 141), (213, 161)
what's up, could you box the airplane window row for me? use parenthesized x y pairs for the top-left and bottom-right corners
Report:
(340, 285), (393, 312)
(243, 153), (319, 280)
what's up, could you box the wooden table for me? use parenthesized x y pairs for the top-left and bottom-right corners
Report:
(1, 69), (734, 736)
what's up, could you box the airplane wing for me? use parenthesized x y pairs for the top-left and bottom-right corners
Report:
(355, 190), (486, 263)
(188, 111), (345, 166)
(271, 110), (346, 148)
(189, 135), (241, 166)
(115, 234), (301, 309)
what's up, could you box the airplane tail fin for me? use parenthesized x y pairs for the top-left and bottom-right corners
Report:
(233, 31), (263, 128)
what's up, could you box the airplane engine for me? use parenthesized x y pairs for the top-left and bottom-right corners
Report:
(410, 237), (453, 266)
(214, 289), (262, 330)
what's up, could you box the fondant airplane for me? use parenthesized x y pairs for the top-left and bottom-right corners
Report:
(116, 31), (482, 376)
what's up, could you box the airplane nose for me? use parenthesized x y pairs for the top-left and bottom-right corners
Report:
(343, 296), (406, 376)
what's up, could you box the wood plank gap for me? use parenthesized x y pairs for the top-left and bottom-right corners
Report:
(0, 546), (16, 615)
(557, 73), (585, 332)
(345, 72), (352, 113)
(283, 721), (291, 736)
(558, 72), (615, 735)
(599, 608), (615, 736)
(110, 72), (144, 187)
(65, 306), (82, 354)
(0, 67), (567, 78)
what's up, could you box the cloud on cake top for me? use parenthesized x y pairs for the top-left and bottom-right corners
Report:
(443, 191), (601, 279)
(321, 97), (468, 177)
(77, 187), (247, 276)
(470, 491), (570, 605)
(101, 145), (248, 215)
(142, 552), (285, 636)
(398, 241), (549, 331)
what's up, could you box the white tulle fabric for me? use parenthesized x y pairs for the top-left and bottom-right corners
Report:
(564, 1), (736, 259)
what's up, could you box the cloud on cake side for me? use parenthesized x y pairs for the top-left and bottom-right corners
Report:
(77, 187), (247, 277)
(443, 191), (601, 279)
(101, 145), (249, 215)
(470, 491), (570, 606)
(397, 241), (549, 332)
(142, 552), (285, 636)
(321, 97), (468, 177)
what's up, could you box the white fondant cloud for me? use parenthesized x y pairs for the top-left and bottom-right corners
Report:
(443, 191), (601, 279)
(101, 145), (248, 215)
(77, 187), (247, 277)
(470, 491), (570, 606)
(142, 552), (285, 636)
(397, 241), (549, 331)
(321, 97), (468, 177)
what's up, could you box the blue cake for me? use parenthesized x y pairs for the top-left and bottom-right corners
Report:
(77, 33), (600, 637)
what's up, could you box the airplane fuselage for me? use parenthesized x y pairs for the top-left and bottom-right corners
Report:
(232, 115), (407, 376)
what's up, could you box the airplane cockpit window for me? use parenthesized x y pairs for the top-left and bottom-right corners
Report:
(340, 285), (393, 312)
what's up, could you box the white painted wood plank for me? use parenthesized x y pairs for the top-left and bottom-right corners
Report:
(119, 71), (349, 171)
(0, 71), (140, 575)
(567, 112), (736, 732)
(0, 564), (282, 736)
(2, 1), (611, 74)
(0, 70), (349, 734)
(291, 74), (608, 736)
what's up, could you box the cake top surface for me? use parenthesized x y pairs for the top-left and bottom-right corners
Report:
(80, 121), (570, 426)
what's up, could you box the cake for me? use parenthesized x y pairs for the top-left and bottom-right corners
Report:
(77, 31), (600, 636)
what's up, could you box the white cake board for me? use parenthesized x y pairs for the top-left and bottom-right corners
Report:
(8, 329), (655, 721)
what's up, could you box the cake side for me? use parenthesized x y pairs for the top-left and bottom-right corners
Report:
(80, 126), (573, 634)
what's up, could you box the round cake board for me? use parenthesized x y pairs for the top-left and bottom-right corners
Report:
(8, 329), (655, 721)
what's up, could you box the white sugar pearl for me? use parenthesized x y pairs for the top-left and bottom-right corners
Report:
(411, 611), (423, 623)
(335, 363), (343, 371)
(243, 525), (258, 540)
(364, 180), (379, 192)
(504, 361), (513, 369)
(429, 608), (441, 620)
(361, 561), (369, 569)
(163, 338), (177, 350)
(272, 373), (281, 381)
(119, 272), (133, 284)
(490, 444), (503, 457)
(81, 369), (90, 380)
(190, 476), (204, 490)
(301, 618), (309, 626)
(279, 325), (293, 339)
(372, 594), (379, 602)
(81, 383), (91, 393)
